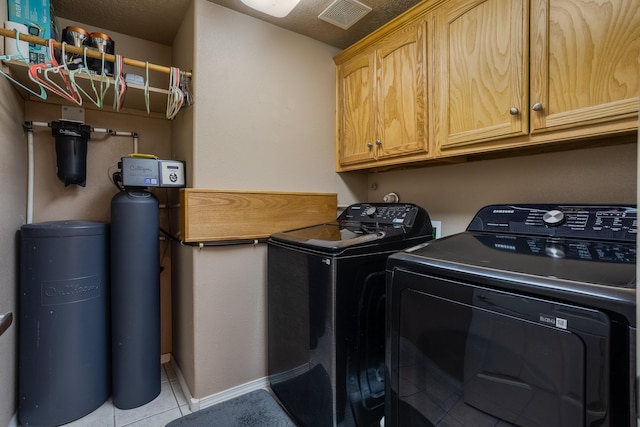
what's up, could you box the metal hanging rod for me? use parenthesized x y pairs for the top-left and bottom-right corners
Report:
(0, 27), (192, 78)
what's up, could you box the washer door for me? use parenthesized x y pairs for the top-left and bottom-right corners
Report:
(348, 271), (386, 426)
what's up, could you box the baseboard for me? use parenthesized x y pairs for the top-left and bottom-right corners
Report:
(198, 376), (269, 410)
(169, 357), (201, 412)
(169, 357), (268, 413)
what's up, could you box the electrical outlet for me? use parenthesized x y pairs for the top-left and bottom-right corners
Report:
(431, 220), (442, 239)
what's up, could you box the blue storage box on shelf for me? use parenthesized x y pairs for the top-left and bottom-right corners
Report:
(7, 0), (51, 63)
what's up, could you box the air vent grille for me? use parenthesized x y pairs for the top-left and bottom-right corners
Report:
(318, 0), (372, 30)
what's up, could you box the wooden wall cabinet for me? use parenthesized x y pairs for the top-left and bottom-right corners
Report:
(335, 19), (430, 171)
(435, 0), (640, 156)
(334, 0), (639, 171)
(435, 0), (529, 151)
(529, 0), (640, 134)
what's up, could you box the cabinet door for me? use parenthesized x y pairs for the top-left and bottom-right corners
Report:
(437, 0), (529, 151)
(375, 21), (429, 161)
(530, 0), (640, 133)
(337, 52), (375, 166)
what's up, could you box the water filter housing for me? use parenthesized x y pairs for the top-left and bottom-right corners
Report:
(51, 120), (91, 187)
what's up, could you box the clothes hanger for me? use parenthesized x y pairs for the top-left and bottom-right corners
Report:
(28, 40), (82, 105)
(112, 54), (126, 111)
(166, 66), (184, 119)
(0, 31), (47, 99)
(94, 51), (111, 108)
(180, 70), (193, 107)
(144, 61), (150, 114)
(33, 40), (82, 105)
(69, 47), (101, 107)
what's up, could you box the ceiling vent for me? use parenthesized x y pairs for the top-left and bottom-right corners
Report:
(318, 0), (373, 30)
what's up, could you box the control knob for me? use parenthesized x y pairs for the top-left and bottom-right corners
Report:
(364, 206), (377, 217)
(545, 242), (566, 258)
(543, 209), (565, 226)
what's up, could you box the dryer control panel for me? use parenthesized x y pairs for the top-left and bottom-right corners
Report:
(468, 204), (637, 242)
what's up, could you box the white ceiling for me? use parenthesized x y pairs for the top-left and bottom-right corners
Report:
(51, 0), (422, 49)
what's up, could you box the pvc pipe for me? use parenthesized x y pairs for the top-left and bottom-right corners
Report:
(24, 121), (48, 224)
(91, 128), (139, 153)
(26, 129), (34, 224)
(91, 128), (111, 134)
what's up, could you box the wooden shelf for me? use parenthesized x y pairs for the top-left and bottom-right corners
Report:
(3, 60), (172, 118)
(180, 190), (338, 242)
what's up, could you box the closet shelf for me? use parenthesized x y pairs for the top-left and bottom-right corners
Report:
(0, 28), (191, 118)
(3, 60), (171, 118)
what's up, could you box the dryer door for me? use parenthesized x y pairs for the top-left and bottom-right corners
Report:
(387, 271), (611, 427)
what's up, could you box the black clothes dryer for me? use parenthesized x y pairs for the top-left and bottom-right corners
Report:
(386, 204), (637, 427)
(268, 203), (433, 427)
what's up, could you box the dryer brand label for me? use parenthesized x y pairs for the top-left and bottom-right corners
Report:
(539, 314), (567, 329)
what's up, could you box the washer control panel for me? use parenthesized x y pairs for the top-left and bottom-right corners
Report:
(338, 203), (425, 227)
(468, 204), (637, 242)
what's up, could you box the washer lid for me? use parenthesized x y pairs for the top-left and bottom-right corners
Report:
(269, 222), (408, 251)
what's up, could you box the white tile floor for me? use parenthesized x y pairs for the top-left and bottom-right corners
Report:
(57, 363), (191, 427)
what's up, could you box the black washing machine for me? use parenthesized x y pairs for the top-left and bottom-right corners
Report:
(268, 203), (433, 427)
(386, 204), (636, 427)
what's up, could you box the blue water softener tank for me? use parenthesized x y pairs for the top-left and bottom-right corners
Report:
(18, 221), (109, 427)
(110, 190), (161, 409)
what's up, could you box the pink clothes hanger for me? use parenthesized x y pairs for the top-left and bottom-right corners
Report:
(113, 54), (127, 111)
(28, 40), (82, 105)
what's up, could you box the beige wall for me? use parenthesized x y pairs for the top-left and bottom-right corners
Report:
(0, 2), (24, 422)
(171, 0), (367, 400)
(0, 78), (27, 427)
(170, 0), (197, 401)
(368, 143), (637, 235)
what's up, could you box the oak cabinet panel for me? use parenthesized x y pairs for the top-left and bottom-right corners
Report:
(375, 23), (428, 162)
(337, 52), (375, 166)
(436, 0), (529, 150)
(436, 0), (639, 156)
(529, 0), (640, 133)
(336, 20), (430, 171)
